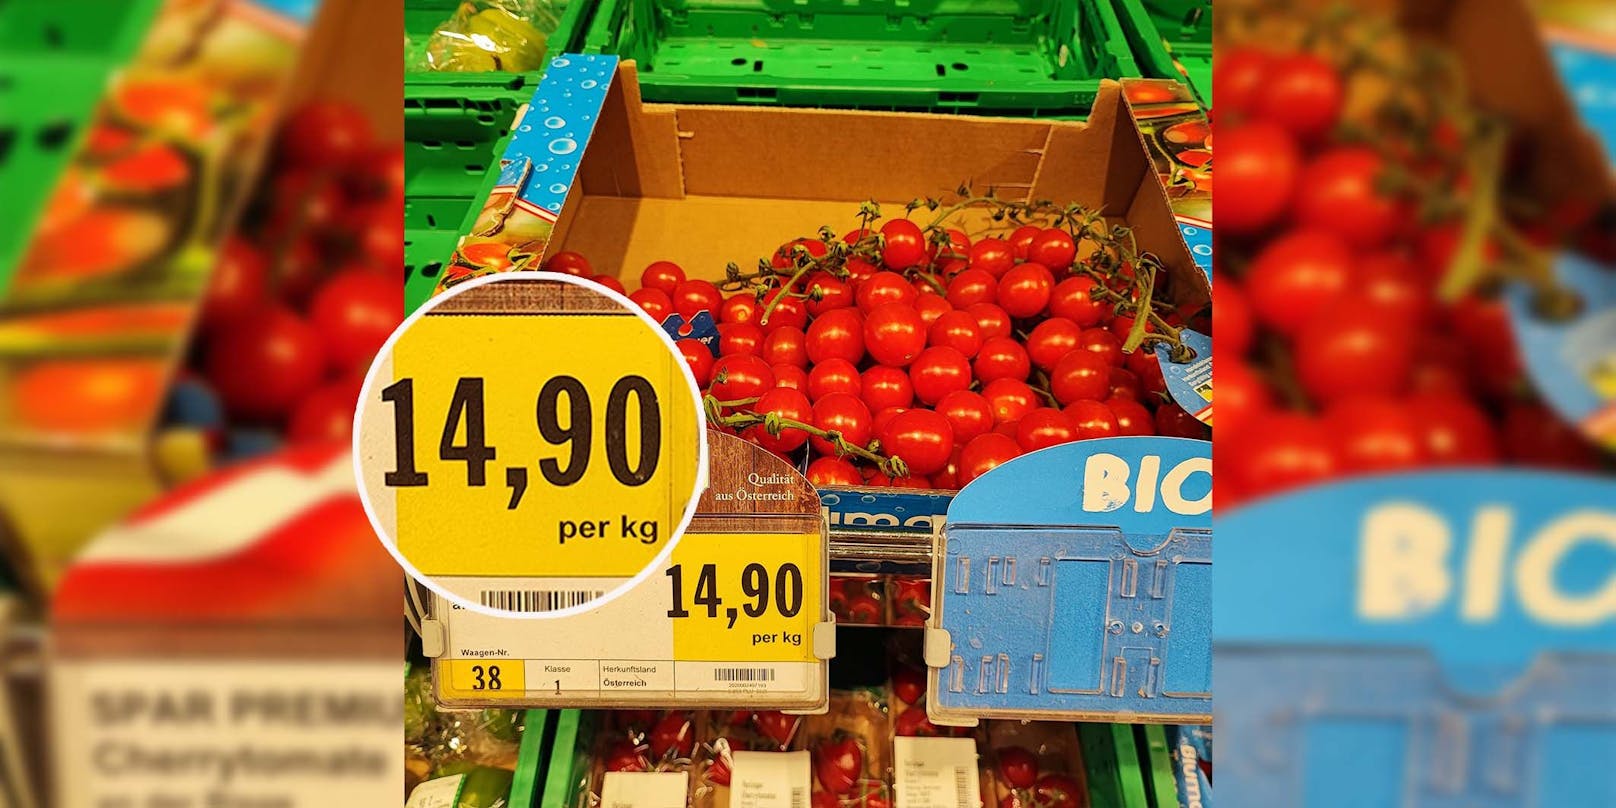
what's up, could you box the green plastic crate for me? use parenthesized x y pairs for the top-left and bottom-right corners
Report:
(405, 0), (595, 91)
(1080, 723), (1153, 808)
(511, 710), (553, 808)
(0, 0), (161, 63)
(582, 0), (1139, 114)
(526, 709), (595, 808)
(406, 226), (464, 312)
(1111, 0), (1211, 104)
(1134, 725), (1181, 807)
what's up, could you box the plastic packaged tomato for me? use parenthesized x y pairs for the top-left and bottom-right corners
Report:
(694, 710), (808, 808)
(887, 576), (931, 628)
(981, 722), (1086, 808)
(800, 690), (892, 808)
(830, 576), (886, 626)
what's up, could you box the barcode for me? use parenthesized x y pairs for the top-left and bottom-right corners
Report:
(479, 589), (602, 612)
(954, 766), (971, 808)
(790, 788), (805, 808)
(713, 667), (776, 682)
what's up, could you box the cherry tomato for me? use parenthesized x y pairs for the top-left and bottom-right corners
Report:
(806, 457), (863, 486)
(629, 288), (673, 321)
(1245, 229), (1352, 336)
(309, 270), (401, 373)
(1020, 318), (1079, 370)
(945, 268), (998, 308)
(773, 363), (808, 392)
(278, 101), (372, 168)
(1502, 402), (1601, 470)
(915, 292), (952, 327)
(745, 388), (813, 454)
(1009, 225), (1041, 259)
(202, 238), (268, 329)
(1033, 774), (1084, 808)
(933, 389), (995, 445)
(1108, 367), (1143, 401)
(720, 294), (762, 324)
(1155, 403), (1209, 439)
(206, 307), (327, 422)
(590, 274), (626, 295)
(892, 665), (926, 706)
(815, 738), (864, 794)
(973, 336), (1031, 384)
(1356, 252), (1431, 327)
(982, 378), (1039, 424)
(604, 741), (648, 773)
(844, 257), (880, 283)
(880, 219), (928, 270)
(1217, 122), (1300, 235)
(908, 346), (972, 405)
(808, 358), (862, 401)
(673, 279), (723, 320)
(762, 326), (808, 368)
(1126, 347), (1167, 396)
(1045, 349), (1106, 404)
(676, 339), (715, 386)
(966, 303), (1011, 340)
(758, 288), (809, 332)
(810, 393), (873, 457)
(880, 409), (955, 476)
(1213, 47), (1272, 119)
(995, 747), (1039, 790)
(1065, 399), (1120, 439)
(968, 238), (1015, 277)
(545, 250), (592, 276)
(1224, 413), (1339, 500)
(772, 237), (828, 268)
(753, 711), (800, 750)
(862, 366), (915, 411)
(872, 405), (909, 437)
(1106, 396), (1154, 436)
(805, 272), (854, 315)
(1327, 397), (1427, 473)
(1047, 276), (1110, 326)
(1216, 361), (1275, 437)
(719, 322), (765, 356)
(997, 262), (1055, 318)
(710, 354), (774, 403)
(864, 303), (927, 367)
(286, 380), (361, 444)
(928, 310), (984, 358)
(1213, 280), (1255, 358)
(1408, 393), (1498, 465)
(1255, 53), (1344, 141)
(1027, 228), (1078, 271)
(1295, 304), (1413, 403)
(857, 271), (918, 312)
(640, 261), (685, 295)
(1296, 147), (1401, 249)
(1016, 408), (1077, 452)
(958, 433), (1021, 486)
(650, 713), (695, 760)
(936, 228), (971, 261)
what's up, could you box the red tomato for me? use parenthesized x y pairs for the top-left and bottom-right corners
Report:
(862, 366), (915, 411)
(936, 228), (971, 261)
(892, 665), (927, 706)
(710, 355), (774, 403)
(1064, 399), (1120, 439)
(844, 257), (880, 283)
(968, 238), (1015, 277)
(872, 405), (909, 437)
(604, 742), (648, 773)
(650, 713), (695, 760)
(1108, 367), (1143, 401)
(746, 388), (813, 454)
(982, 378), (1039, 424)
(1106, 396), (1154, 436)
(928, 310), (984, 357)
(207, 307), (327, 422)
(880, 219), (928, 269)
(720, 294), (762, 324)
(1255, 53), (1344, 141)
(815, 738), (864, 795)
(590, 274), (627, 295)
(915, 292), (952, 326)
(1217, 122), (1300, 235)
(1295, 304), (1413, 404)
(1016, 408), (1077, 451)
(773, 364), (808, 392)
(1213, 280), (1254, 358)
(309, 271), (401, 373)
(806, 457), (863, 486)
(864, 303), (927, 367)
(958, 433), (1022, 486)
(910, 346), (973, 405)
(879, 409), (955, 476)
(1245, 229), (1352, 336)
(806, 308), (864, 364)
(287, 380), (361, 444)
(857, 271), (918, 313)
(1077, 328), (1124, 368)
(545, 250), (592, 276)
(1048, 276), (1110, 326)
(1327, 397), (1428, 473)
(753, 711), (800, 750)
(1224, 413), (1339, 500)
(997, 262), (1055, 318)
(810, 393), (874, 456)
(1126, 347), (1168, 396)
(629, 288), (674, 321)
(1408, 393), (1498, 465)
(673, 279), (723, 319)
(758, 288), (809, 332)
(1502, 402), (1601, 470)
(1156, 403), (1209, 439)
(805, 272), (854, 315)
(1033, 774), (1084, 808)
(932, 452), (962, 489)
(1009, 225), (1041, 259)
(640, 261), (686, 295)
(676, 339), (715, 386)
(1026, 318), (1083, 370)
(763, 326), (809, 368)
(1295, 147), (1401, 248)
(934, 390), (995, 444)
(1049, 350), (1110, 404)
(973, 337), (1031, 384)
(1356, 253), (1432, 327)
(278, 101), (372, 168)
(808, 359), (862, 401)
(1027, 228), (1078, 271)
(945, 268), (998, 308)
(1213, 47), (1272, 118)
(719, 322), (765, 357)
(995, 747), (1039, 790)
(1447, 296), (1522, 398)
(967, 303), (1012, 340)
(202, 238), (268, 329)
(1216, 361), (1274, 437)
(772, 238), (828, 268)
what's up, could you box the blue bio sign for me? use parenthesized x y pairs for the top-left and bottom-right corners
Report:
(1217, 472), (1616, 807)
(925, 437), (1211, 724)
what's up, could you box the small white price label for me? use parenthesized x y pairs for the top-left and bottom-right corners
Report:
(894, 737), (981, 808)
(602, 771), (689, 808)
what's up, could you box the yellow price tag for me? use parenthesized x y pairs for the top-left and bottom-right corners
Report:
(442, 660), (527, 700)
(667, 531), (824, 663)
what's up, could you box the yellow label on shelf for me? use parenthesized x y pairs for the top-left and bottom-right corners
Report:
(374, 312), (701, 581)
(668, 531), (823, 663)
(442, 659), (528, 700)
